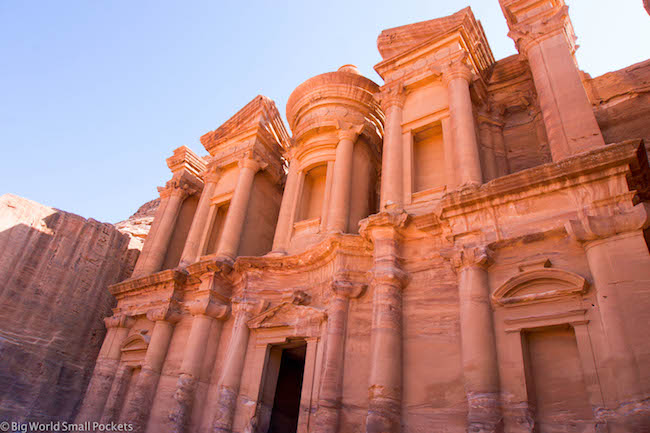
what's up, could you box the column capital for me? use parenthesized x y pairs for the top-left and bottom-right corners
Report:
(231, 297), (269, 319)
(441, 60), (475, 86)
(376, 82), (406, 111)
(565, 203), (650, 244)
(187, 296), (230, 320)
(330, 272), (367, 299)
(201, 164), (222, 184)
(507, 5), (575, 56)
(158, 177), (200, 199)
(336, 121), (364, 142)
(146, 300), (183, 323)
(443, 245), (494, 272)
(238, 154), (267, 172)
(360, 210), (410, 241)
(369, 263), (410, 289)
(104, 314), (135, 329)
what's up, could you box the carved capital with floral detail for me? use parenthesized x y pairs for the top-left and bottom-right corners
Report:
(146, 300), (183, 323)
(231, 297), (270, 320)
(376, 82), (406, 111)
(443, 245), (494, 272)
(330, 271), (367, 299)
(565, 203), (650, 244)
(187, 296), (230, 320)
(238, 152), (267, 172)
(441, 58), (475, 86)
(508, 5), (574, 56)
(104, 314), (135, 329)
(336, 121), (364, 142)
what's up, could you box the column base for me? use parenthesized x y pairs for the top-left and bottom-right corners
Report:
(365, 395), (401, 433)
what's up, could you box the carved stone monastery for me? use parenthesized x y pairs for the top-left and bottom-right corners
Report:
(76, 1), (650, 432)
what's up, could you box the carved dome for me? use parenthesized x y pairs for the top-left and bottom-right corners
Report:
(286, 67), (384, 147)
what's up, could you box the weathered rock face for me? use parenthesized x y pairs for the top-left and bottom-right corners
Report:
(115, 198), (160, 251)
(0, 194), (139, 423)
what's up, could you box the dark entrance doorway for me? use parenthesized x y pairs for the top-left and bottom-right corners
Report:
(267, 343), (307, 433)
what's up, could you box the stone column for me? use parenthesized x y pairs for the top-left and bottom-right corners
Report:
(212, 299), (267, 433)
(180, 169), (220, 266)
(449, 246), (501, 432)
(490, 120), (509, 178)
(313, 277), (366, 433)
(443, 61), (483, 186)
(168, 294), (229, 433)
(216, 157), (264, 261)
(100, 362), (133, 423)
(378, 83), (406, 209)
(271, 157), (300, 254)
(133, 182), (190, 277)
(76, 314), (134, 423)
(319, 160), (335, 231)
(441, 116), (457, 190)
(360, 211), (409, 433)
(327, 124), (363, 233)
(566, 203), (650, 405)
(120, 305), (179, 432)
(507, 6), (604, 160)
(478, 119), (498, 182)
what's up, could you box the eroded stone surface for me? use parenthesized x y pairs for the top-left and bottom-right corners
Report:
(0, 194), (139, 423)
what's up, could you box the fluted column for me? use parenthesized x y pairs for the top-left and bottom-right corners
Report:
(566, 203), (650, 405)
(133, 182), (190, 277)
(168, 292), (229, 433)
(76, 314), (134, 423)
(313, 277), (366, 433)
(180, 169), (220, 266)
(327, 124), (363, 233)
(361, 211), (409, 433)
(507, 5), (604, 160)
(448, 246), (501, 432)
(378, 84), (406, 209)
(212, 299), (267, 433)
(271, 157), (301, 254)
(216, 157), (264, 261)
(120, 306), (179, 433)
(443, 62), (483, 186)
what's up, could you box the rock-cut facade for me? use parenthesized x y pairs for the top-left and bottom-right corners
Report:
(77, 1), (650, 432)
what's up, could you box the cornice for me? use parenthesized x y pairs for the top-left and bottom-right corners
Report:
(109, 269), (188, 297)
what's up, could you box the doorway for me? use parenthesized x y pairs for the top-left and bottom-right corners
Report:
(266, 342), (307, 433)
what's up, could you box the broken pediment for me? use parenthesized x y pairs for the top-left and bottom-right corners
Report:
(377, 7), (473, 61)
(200, 95), (291, 156)
(492, 268), (589, 307)
(247, 302), (326, 330)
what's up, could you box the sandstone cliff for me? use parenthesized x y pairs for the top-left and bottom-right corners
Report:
(114, 198), (159, 251)
(0, 194), (140, 423)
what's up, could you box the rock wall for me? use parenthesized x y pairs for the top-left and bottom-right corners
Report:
(0, 194), (141, 423)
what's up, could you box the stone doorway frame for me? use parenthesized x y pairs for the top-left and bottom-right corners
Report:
(491, 267), (605, 431)
(243, 302), (327, 433)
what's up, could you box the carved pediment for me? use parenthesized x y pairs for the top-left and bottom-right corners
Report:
(492, 268), (589, 307)
(121, 333), (150, 353)
(247, 302), (326, 330)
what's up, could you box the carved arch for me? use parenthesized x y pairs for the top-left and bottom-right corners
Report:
(492, 268), (589, 307)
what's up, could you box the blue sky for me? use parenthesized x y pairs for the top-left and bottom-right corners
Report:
(1, 0), (648, 223)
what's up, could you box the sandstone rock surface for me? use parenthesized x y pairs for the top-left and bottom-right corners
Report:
(0, 194), (138, 423)
(115, 198), (159, 251)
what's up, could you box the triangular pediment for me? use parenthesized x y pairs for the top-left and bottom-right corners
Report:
(200, 95), (290, 156)
(247, 302), (326, 329)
